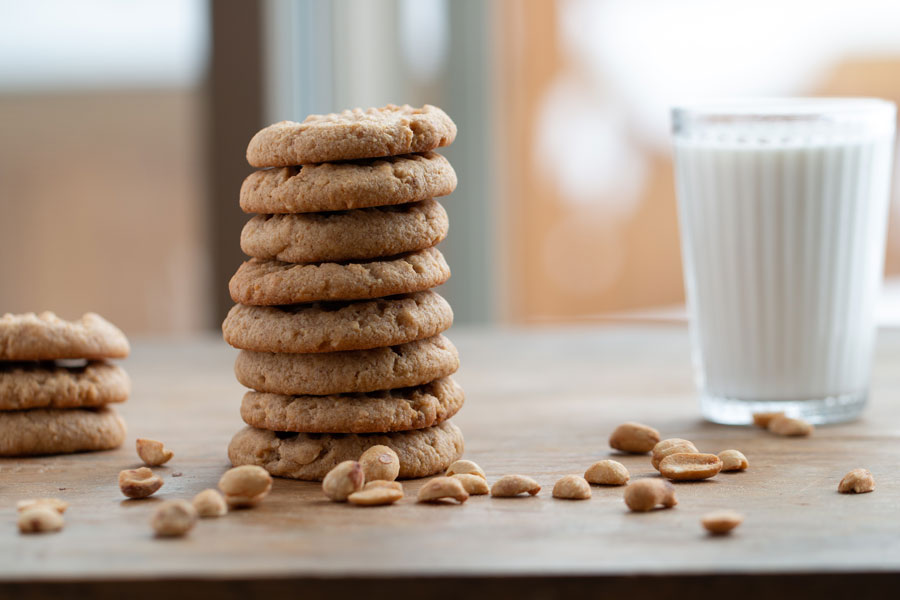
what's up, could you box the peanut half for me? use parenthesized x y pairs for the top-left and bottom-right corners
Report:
(752, 412), (784, 428)
(322, 460), (365, 502)
(445, 459), (486, 480)
(552, 475), (591, 500)
(136, 438), (174, 467)
(219, 465), (273, 507)
(490, 474), (541, 497)
(623, 479), (677, 512)
(838, 468), (875, 494)
(701, 510), (743, 534)
(718, 449), (749, 472)
(151, 500), (197, 537)
(16, 498), (68, 514)
(452, 473), (490, 495)
(192, 489), (228, 517)
(119, 467), (164, 499)
(417, 477), (469, 503)
(584, 460), (630, 486)
(359, 445), (400, 482)
(768, 415), (813, 437)
(651, 438), (699, 470)
(18, 506), (64, 534)
(348, 486), (404, 506)
(364, 480), (403, 492)
(659, 453), (723, 481)
(609, 422), (660, 454)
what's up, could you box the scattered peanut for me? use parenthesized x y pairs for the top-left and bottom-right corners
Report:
(192, 489), (228, 517)
(16, 498), (68, 514)
(322, 461), (365, 502)
(451, 473), (490, 495)
(151, 500), (197, 537)
(623, 479), (677, 512)
(701, 510), (743, 534)
(584, 460), (630, 486)
(118, 467), (164, 499)
(552, 475), (591, 500)
(838, 468), (875, 494)
(752, 412), (785, 428)
(445, 459), (486, 479)
(417, 476), (469, 503)
(490, 475), (541, 498)
(718, 449), (749, 472)
(219, 465), (273, 507)
(651, 438), (699, 470)
(659, 453), (723, 481)
(768, 415), (813, 436)
(17, 506), (64, 534)
(358, 445), (400, 482)
(348, 486), (404, 506)
(609, 422), (660, 454)
(136, 438), (174, 466)
(364, 480), (403, 492)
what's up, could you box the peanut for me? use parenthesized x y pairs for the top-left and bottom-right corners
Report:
(348, 486), (403, 506)
(552, 475), (591, 500)
(17, 498), (68, 514)
(609, 422), (660, 454)
(136, 438), (174, 466)
(364, 480), (403, 492)
(768, 415), (813, 436)
(445, 459), (486, 479)
(358, 445), (400, 482)
(752, 412), (784, 428)
(219, 465), (273, 507)
(623, 479), (677, 512)
(119, 467), (164, 499)
(701, 510), (743, 534)
(651, 438), (699, 470)
(584, 460), (630, 486)
(490, 474), (541, 497)
(151, 499), (197, 537)
(192, 489), (227, 517)
(417, 476), (469, 503)
(659, 453), (722, 481)
(451, 473), (490, 495)
(322, 460), (365, 502)
(838, 468), (875, 494)
(718, 449), (749, 472)
(17, 506), (64, 534)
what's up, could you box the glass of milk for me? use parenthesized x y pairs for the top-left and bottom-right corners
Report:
(672, 98), (896, 424)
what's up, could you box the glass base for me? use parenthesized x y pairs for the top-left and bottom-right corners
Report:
(699, 390), (867, 425)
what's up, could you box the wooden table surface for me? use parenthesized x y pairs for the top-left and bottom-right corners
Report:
(3, 324), (900, 599)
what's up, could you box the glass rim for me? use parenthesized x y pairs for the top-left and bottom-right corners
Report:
(672, 97), (895, 125)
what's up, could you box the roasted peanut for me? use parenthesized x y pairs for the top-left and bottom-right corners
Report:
(651, 438), (699, 470)
(584, 460), (630, 486)
(490, 474), (541, 497)
(192, 489), (227, 517)
(322, 460), (365, 502)
(16, 498), (68, 514)
(136, 438), (174, 466)
(364, 480), (403, 492)
(659, 453), (722, 481)
(119, 467), (164, 499)
(718, 449), (749, 472)
(701, 510), (743, 534)
(348, 486), (404, 506)
(219, 465), (273, 507)
(445, 459), (487, 479)
(768, 415), (813, 436)
(417, 476), (469, 503)
(838, 468), (875, 494)
(552, 475), (591, 500)
(151, 500), (197, 537)
(609, 422), (660, 454)
(752, 412), (784, 428)
(623, 479), (677, 512)
(17, 506), (64, 534)
(452, 473), (490, 495)
(359, 445), (400, 482)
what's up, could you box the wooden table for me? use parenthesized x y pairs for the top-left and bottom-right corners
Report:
(3, 324), (900, 598)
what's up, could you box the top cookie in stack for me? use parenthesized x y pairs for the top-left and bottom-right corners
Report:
(224, 105), (465, 481)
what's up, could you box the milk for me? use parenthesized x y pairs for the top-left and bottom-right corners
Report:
(672, 100), (896, 424)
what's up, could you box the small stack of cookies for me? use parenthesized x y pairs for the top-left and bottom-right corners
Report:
(223, 104), (465, 480)
(0, 312), (129, 456)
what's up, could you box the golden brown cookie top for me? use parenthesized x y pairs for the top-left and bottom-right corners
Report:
(0, 312), (129, 361)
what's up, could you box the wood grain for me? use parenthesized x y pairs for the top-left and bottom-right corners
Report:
(2, 325), (900, 598)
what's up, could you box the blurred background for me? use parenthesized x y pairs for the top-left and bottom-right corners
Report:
(2, 0), (900, 335)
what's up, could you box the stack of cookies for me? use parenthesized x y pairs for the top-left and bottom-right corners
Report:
(0, 312), (130, 456)
(224, 104), (465, 480)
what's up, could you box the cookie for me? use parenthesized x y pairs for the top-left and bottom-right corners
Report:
(229, 246), (450, 306)
(0, 406), (127, 456)
(246, 104), (457, 167)
(222, 291), (453, 354)
(240, 152), (456, 214)
(240, 199), (448, 264)
(228, 420), (464, 480)
(0, 312), (129, 361)
(235, 334), (458, 395)
(240, 376), (464, 434)
(0, 361), (130, 410)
